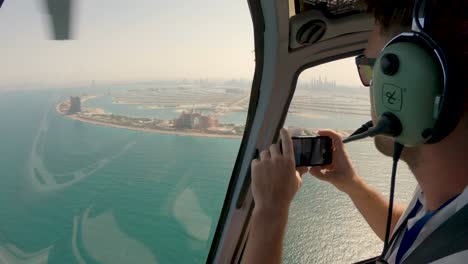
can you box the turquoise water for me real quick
[0,89,416,263]
[0,90,238,263]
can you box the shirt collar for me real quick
[456,186,468,211]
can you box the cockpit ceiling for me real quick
[298,0,366,17]
[289,0,373,52]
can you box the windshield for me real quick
[0,1,253,263]
[282,59,417,263]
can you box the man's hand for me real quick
[308,130,405,241]
[251,128,307,214]
[244,128,307,264]
[309,130,361,194]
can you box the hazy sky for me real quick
[0,0,361,88]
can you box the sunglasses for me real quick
[355,54,376,87]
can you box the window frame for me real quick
[207,0,374,263]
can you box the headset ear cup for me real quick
[411,32,463,144]
[424,38,462,143]
[372,33,446,146]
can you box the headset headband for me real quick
[412,0,426,32]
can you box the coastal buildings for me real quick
[174,111,219,130]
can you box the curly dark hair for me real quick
[299,0,467,111]
[362,0,415,28]
[363,0,468,105]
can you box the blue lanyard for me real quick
[395,195,460,264]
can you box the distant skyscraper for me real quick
[68,96,81,114]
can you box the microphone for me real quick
[343,112,402,144]
[349,120,374,137]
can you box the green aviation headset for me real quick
[372,0,463,146]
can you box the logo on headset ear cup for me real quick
[373,41,443,146]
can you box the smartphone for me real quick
[291,136,333,167]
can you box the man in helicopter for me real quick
[244,0,468,263]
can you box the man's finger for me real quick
[320,162,335,171]
[280,128,294,157]
[297,166,308,176]
[251,159,260,168]
[260,150,271,161]
[309,167,328,181]
[295,171,303,188]
[318,130,343,148]
[269,143,281,159]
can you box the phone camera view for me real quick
[292,136,332,167]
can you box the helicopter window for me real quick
[282,58,417,263]
[0,1,253,263]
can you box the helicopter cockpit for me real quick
[0,0,421,263]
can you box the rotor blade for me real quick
[45,0,73,40]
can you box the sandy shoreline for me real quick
[56,99,359,139]
[56,102,242,139]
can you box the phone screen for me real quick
[292,136,332,167]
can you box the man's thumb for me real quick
[309,167,328,181]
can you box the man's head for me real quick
[361,0,414,160]
[361,0,468,165]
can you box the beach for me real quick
[56,101,242,139]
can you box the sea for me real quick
[0,88,417,264]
